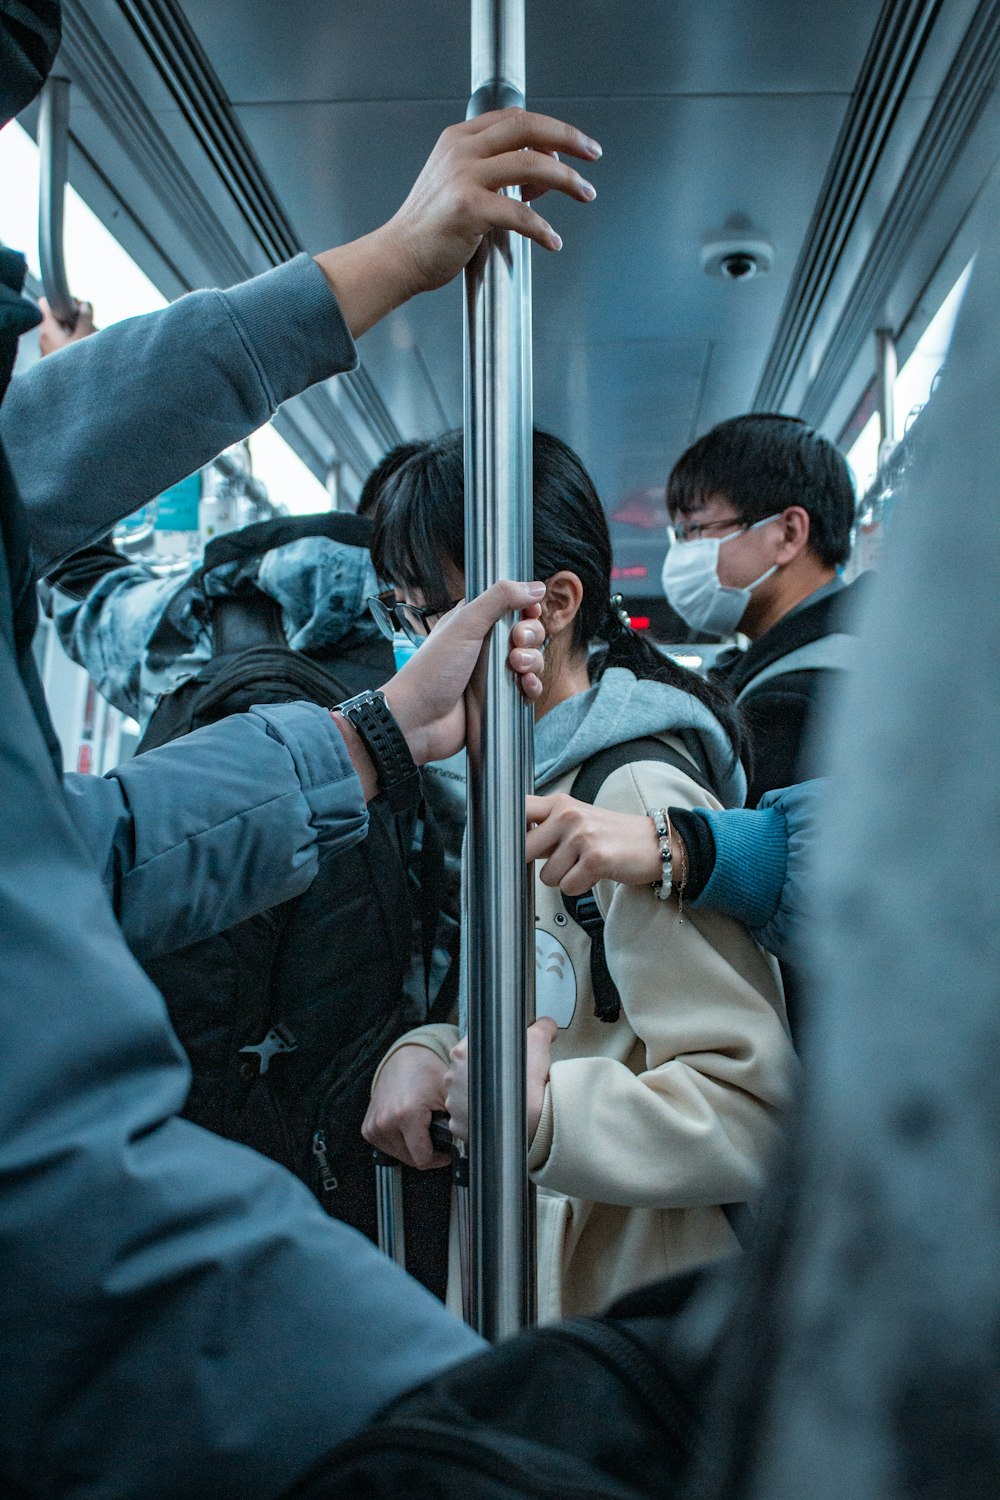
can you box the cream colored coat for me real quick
[374,742,798,1322]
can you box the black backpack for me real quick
[136,522,456,1292]
[136,513,388,751]
[283,1268,730,1500]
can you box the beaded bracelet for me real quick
[665,808,688,921]
[648,807,672,901]
[648,807,690,918]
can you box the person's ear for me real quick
[541,570,584,637]
[775,507,811,564]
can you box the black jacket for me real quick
[711,576,870,807]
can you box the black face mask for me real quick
[0,1,62,129]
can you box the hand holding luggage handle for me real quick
[373,1112,471,1322]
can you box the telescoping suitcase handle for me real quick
[373,1112,471,1323]
[428,1111,454,1155]
[372,1111,454,1267]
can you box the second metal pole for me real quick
[875,326,897,455]
[463,0,536,1340]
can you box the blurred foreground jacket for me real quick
[683,197,1000,1500]
[0,21,482,1490]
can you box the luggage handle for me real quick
[428,1109,454,1155]
[373,1112,453,1268]
[373,1112,471,1322]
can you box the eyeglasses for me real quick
[367,588,463,647]
[667,515,746,545]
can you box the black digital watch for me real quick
[334,689,421,812]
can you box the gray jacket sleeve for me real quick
[62,700,369,962]
[0,254,357,574]
[0,631,484,1500]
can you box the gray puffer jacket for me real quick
[0,243,482,1500]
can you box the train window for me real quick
[892,262,975,436]
[0,120,165,320]
[0,119,327,515]
[0,122,42,279]
[245,421,328,515]
[846,259,974,495]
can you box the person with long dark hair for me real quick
[363,428,797,1321]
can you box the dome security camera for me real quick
[701,237,774,281]
[720,252,759,281]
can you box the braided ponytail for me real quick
[595,595,746,768]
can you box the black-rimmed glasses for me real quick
[367,588,463,647]
[666,515,746,545]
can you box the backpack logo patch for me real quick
[535,930,577,1029]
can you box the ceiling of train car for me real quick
[177,0,885,518]
[43,0,998,537]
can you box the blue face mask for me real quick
[660,514,781,636]
[392,631,420,671]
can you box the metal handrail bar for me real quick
[37,77,77,328]
[875,326,898,454]
[462,0,537,1341]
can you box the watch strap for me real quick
[335,689,421,812]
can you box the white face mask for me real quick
[660,514,781,636]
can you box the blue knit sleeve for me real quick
[688,779,828,964]
[688,805,789,932]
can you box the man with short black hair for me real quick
[662,413,864,806]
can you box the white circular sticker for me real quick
[535,930,578,1029]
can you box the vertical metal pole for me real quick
[875,326,897,453]
[325,461,343,512]
[37,77,77,328]
[463,0,536,1340]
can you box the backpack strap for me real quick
[736,631,855,701]
[562,736,717,1023]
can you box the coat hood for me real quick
[1,2,61,128]
[51,531,383,725]
[535,665,746,808]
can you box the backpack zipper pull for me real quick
[312,1130,338,1192]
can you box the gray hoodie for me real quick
[535,664,746,808]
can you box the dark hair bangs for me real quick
[370,441,465,608]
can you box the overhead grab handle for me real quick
[38,75,77,330]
